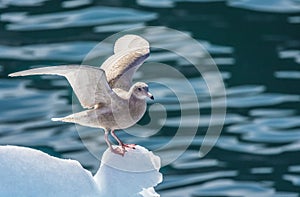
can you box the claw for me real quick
[122,143,136,149]
[110,146,126,156]
[106,129,136,156]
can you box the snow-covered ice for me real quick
[0,145,162,197]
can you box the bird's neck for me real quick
[113,87,138,101]
[127,86,137,100]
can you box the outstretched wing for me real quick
[9,65,113,109]
[101,34,150,90]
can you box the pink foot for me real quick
[110,146,126,156]
[122,143,136,149]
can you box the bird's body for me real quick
[53,86,147,130]
[9,35,153,156]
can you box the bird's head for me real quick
[132,82,154,100]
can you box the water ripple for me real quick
[137,0,300,13]
[0,0,48,8]
[162,113,247,127]
[61,0,92,8]
[217,136,300,155]
[172,158,222,170]
[283,174,300,187]
[249,109,295,117]
[226,85,266,98]
[288,165,300,173]
[226,93,300,108]
[1,6,157,31]
[137,0,225,8]
[275,71,300,79]
[0,79,74,148]
[228,115,300,144]
[94,23,145,33]
[160,179,284,197]
[250,167,273,174]
[0,42,99,61]
[228,0,300,13]
[194,179,275,196]
[254,116,300,129]
[158,171,237,190]
[245,129,300,143]
[279,50,300,64]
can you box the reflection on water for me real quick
[228,0,300,13]
[0,0,300,196]
[1,6,156,31]
[137,0,300,13]
[0,0,48,8]
[275,71,300,79]
[0,42,100,61]
[279,50,300,64]
[62,0,92,9]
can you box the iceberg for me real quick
[0,145,162,197]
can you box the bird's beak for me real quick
[147,92,154,100]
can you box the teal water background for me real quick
[0,0,300,196]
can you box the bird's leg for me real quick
[104,129,125,156]
[111,130,136,150]
[104,129,112,149]
[111,129,123,147]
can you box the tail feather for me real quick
[51,115,74,123]
[50,110,100,128]
[51,117,63,122]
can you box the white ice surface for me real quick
[0,145,162,197]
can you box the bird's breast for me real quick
[110,97,146,130]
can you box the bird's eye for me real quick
[138,88,142,91]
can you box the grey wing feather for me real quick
[9,65,113,108]
[101,35,150,90]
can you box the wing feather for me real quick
[9,65,113,108]
[101,35,150,90]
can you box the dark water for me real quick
[1,0,300,196]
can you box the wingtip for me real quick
[8,73,16,77]
[8,71,24,77]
